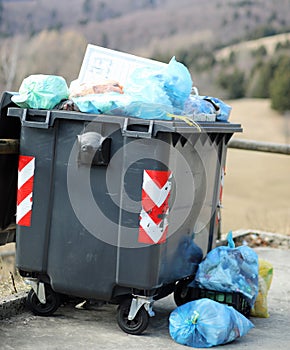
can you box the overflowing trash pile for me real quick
[194,232,259,307]
[9,45,274,347]
[169,232,274,348]
[11,45,232,124]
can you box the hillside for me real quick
[0,0,290,97]
[1,0,290,54]
[216,33,290,60]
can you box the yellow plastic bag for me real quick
[251,259,273,318]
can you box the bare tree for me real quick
[0,37,20,91]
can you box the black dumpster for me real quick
[7,105,242,333]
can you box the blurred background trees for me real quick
[0,0,289,112]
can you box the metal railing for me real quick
[228,138,290,155]
[0,138,290,156]
[0,137,289,247]
[0,139,290,155]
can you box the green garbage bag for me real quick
[12,74,69,109]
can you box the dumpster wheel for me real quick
[117,298,149,335]
[174,280,192,306]
[27,285,61,316]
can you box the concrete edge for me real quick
[232,229,290,241]
[218,229,290,248]
[0,291,28,319]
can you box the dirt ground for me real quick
[0,243,29,298]
[221,98,290,236]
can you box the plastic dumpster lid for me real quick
[7,107,242,137]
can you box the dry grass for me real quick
[215,33,290,61]
[221,98,290,236]
[0,244,29,298]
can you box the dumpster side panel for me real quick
[16,127,57,272]
[0,92,20,233]
[46,120,119,300]
[189,134,224,253]
[206,135,229,251]
[157,133,210,284]
[116,134,171,289]
[156,132,229,285]
[0,154,18,231]
[115,131,215,289]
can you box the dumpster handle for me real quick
[21,109,51,129]
[122,118,153,139]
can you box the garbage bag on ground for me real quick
[169,298,254,348]
[12,74,69,109]
[194,232,259,307]
[250,258,273,318]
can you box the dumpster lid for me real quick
[7,107,242,136]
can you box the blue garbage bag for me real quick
[171,236,204,279]
[204,96,232,122]
[169,298,254,348]
[163,56,193,110]
[182,92,231,122]
[183,95,218,119]
[72,92,134,114]
[194,232,259,306]
[73,57,193,120]
[120,56,192,119]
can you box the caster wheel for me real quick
[174,281,192,306]
[27,285,61,316]
[117,298,149,335]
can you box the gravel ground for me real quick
[1,247,289,350]
[221,229,290,249]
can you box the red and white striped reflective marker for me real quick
[219,167,225,204]
[216,167,225,226]
[139,170,172,244]
[17,156,35,226]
